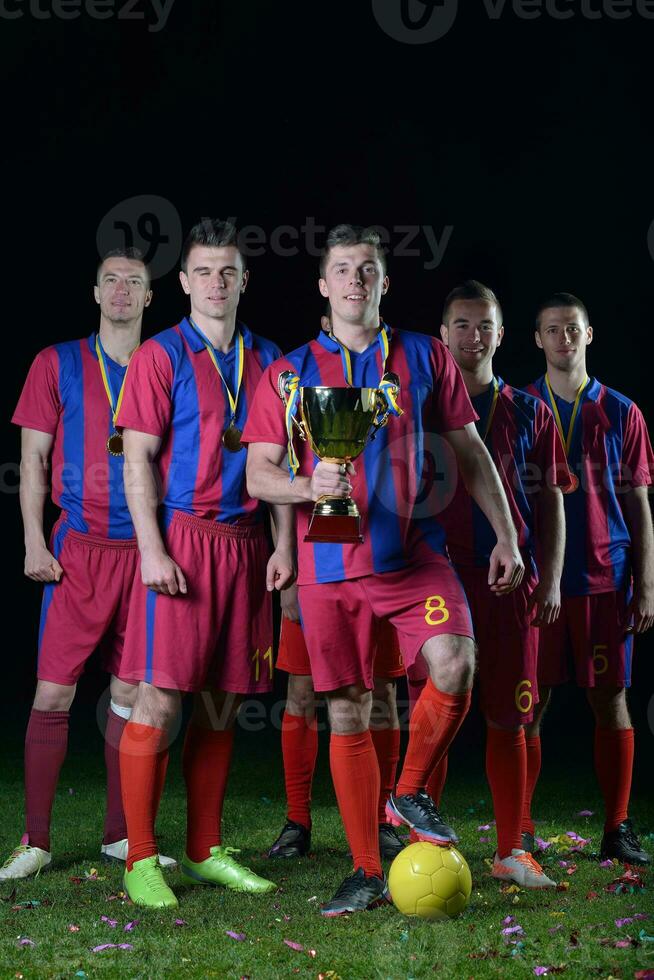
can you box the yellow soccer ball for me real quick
[388,842,472,920]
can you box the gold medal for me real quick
[222,424,243,453]
[106,431,124,456]
[563,472,580,494]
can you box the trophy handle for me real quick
[277,370,307,440]
[370,372,402,437]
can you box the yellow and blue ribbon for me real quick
[283,373,301,479]
[330,322,402,417]
[189,318,244,427]
[544,373,589,456]
[95,334,134,426]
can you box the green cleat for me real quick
[124,855,179,908]
[181,845,277,894]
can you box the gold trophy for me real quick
[278,372,402,543]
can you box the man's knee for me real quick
[586,686,631,729]
[133,683,181,729]
[110,676,138,710]
[524,684,551,737]
[33,680,76,712]
[327,684,372,735]
[286,673,316,717]
[422,635,476,694]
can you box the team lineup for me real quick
[2,219,653,918]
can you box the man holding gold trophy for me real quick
[244,225,525,915]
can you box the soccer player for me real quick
[436,280,570,887]
[116,219,295,908]
[268,580,406,860]
[524,293,654,865]
[1,248,176,880]
[244,224,524,915]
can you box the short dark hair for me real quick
[442,280,503,325]
[319,224,387,277]
[181,218,246,273]
[535,292,589,331]
[97,247,150,286]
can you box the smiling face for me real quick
[440,298,503,373]
[179,245,248,321]
[94,257,152,325]
[318,243,389,327]
[535,305,592,373]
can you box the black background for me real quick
[1,1,651,767]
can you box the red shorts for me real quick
[277,617,405,678]
[37,516,139,687]
[459,565,539,727]
[121,511,273,694]
[537,590,633,689]
[297,558,473,692]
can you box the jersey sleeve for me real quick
[429,339,478,432]
[11,347,61,434]
[622,403,654,488]
[115,341,173,437]
[241,362,288,447]
[532,402,574,491]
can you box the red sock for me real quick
[426,754,448,807]
[396,681,471,797]
[183,725,234,862]
[103,707,128,845]
[594,726,634,832]
[370,727,400,824]
[120,722,168,870]
[486,727,527,858]
[281,712,318,829]
[330,732,381,878]
[24,709,69,851]
[522,735,541,835]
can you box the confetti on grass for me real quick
[284,940,305,951]
[92,943,133,953]
[226,931,246,941]
[17,938,36,947]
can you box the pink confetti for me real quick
[566,864,578,876]
[124,920,139,932]
[284,940,305,951]
[479,836,489,843]
[174,918,187,927]
[577,809,593,817]
[534,969,550,976]
[92,943,134,952]
[614,939,632,948]
[599,859,614,868]
[18,938,36,947]
[536,837,551,850]
[68,924,80,932]
[502,916,515,925]
[558,861,568,867]
[502,925,524,937]
[616,917,634,927]
[478,824,491,831]
[100,915,118,928]
[226,931,246,941]
[635,913,649,921]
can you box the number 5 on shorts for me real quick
[424,595,450,627]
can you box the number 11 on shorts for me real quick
[252,646,273,682]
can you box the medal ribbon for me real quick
[330,323,402,417]
[95,334,135,427]
[283,373,301,480]
[478,377,499,443]
[189,318,244,427]
[544,373,589,455]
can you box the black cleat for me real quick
[386,791,459,845]
[268,820,311,859]
[379,822,406,859]
[521,831,535,854]
[320,867,391,917]
[600,819,650,866]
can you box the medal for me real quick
[222,424,244,452]
[477,377,500,443]
[95,335,136,457]
[106,431,124,456]
[544,374,589,494]
[189,319,245,454]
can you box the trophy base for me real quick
[304,496,363,544]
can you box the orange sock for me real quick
[486,727,526,858]
[330,732,381,878]
[282,712,318,829]
[594,727,634,832]
[396,680,471,797]
[370,727,400,824]
[426,754,448,807]
[183,725,234,862]
[119,722,168,870]
[522,735,541,834]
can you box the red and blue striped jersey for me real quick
[527,376,654,595]
[439,379,571,570]
[242,327,477,585]
[117,318,281,525]
[12,334,134,539]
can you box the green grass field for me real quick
[1,712,653,980]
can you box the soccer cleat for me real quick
[321,867,391,917]
[123,855,179,908]
[521,831,535,854]
[181,845,277,893]
[101,838,177,869]
[600,819,650,866]
[379,822,406,859]
[0,844,51,880]
[386,791,459,845]
[492,849,556,888]
[268,821,311,859]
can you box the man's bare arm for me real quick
[442,424,524,593]
[20,427,62,582]
[122,428,187,596]
[529,484,565,626]
[623,485,654,634]
[246,441,352,505]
